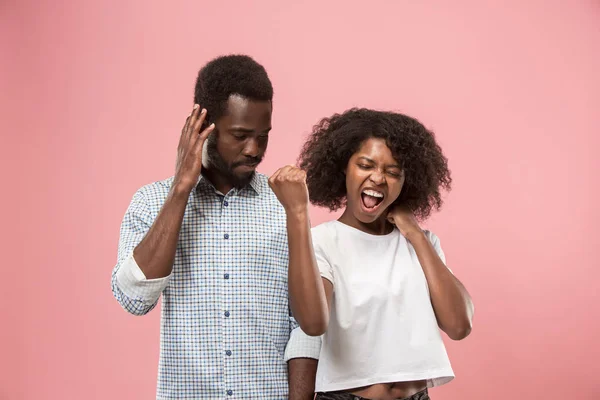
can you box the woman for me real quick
[270,108,474,400]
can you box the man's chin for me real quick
[230,170,255,189]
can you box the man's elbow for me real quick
[301,324,327,337]
[124,304,155,317]
[298,317,328,337]
[111,283,156,317]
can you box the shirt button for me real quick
[224,273,229,279]
[227,390,233,396]
[225,350,232,356]
[223,200,229,207]
[224,311,230,317]
[224,234,229,239]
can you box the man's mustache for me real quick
[233,157,262,167]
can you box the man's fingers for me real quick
[182,114,192,137]
[270,166,306,186]
[269,168,282,181]
[191,123,215,153]
[292,168,306,182]
[179,105,197,144]
[185,105,202,141]
[278,165,295,179]
[190,107,207,137]
[198,122,214,142]
[268,167,284,187]
[282,166,306,182]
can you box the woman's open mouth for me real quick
[360,189,385,213]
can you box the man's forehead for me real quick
[223,94,272,126]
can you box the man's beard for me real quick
[204,133,261,189]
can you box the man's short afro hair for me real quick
[193,54,273,123]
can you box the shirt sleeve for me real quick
[425,230,452,272]
[111,188,172,316]
[284,327,322,361]
[289,308,299,332]
[312,228,334,283]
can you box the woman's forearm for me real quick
[406,230,474,340]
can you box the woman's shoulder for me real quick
[422,229,441,246]
[310,220,338,241]
[311,219,338,231]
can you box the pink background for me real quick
[2,1,599,399]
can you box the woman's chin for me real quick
[353,207,388,225]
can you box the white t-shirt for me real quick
[313,220,454,392]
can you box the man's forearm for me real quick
[287,212,329,336]
[133,184,192,279]
[288,358,317,400]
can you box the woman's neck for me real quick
[338,208,394,235]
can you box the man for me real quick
[111,55,319,399]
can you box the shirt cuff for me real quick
[285,327,322,361]
[115,253,171,304]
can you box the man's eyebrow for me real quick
[229,126,272,134]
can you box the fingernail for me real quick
[194,104,199,109]
[209,123,215,128]
[201,108,206,114]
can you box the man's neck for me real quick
[201,167,234,195]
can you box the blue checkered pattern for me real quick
[112,173,300,399]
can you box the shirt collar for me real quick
[196,172,262,196]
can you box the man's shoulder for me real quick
[132,176,174,204]
[251,172,287,219]
[254,172,281,201]
[253,172,270,191]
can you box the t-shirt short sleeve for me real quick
[424,230,446,264]
[311,227,334,283]
[425,230,452,273]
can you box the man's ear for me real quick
[201,138,210,168]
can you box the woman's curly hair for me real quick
[298,108,452,220]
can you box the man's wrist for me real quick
[286,207,310,223]
[169,180,194,199]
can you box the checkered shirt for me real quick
[111,173,321,400]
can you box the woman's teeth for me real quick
[362,189,383,198]
[361,189,384,209]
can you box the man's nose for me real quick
[242,138,260,158]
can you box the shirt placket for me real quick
[220,190,236,399]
